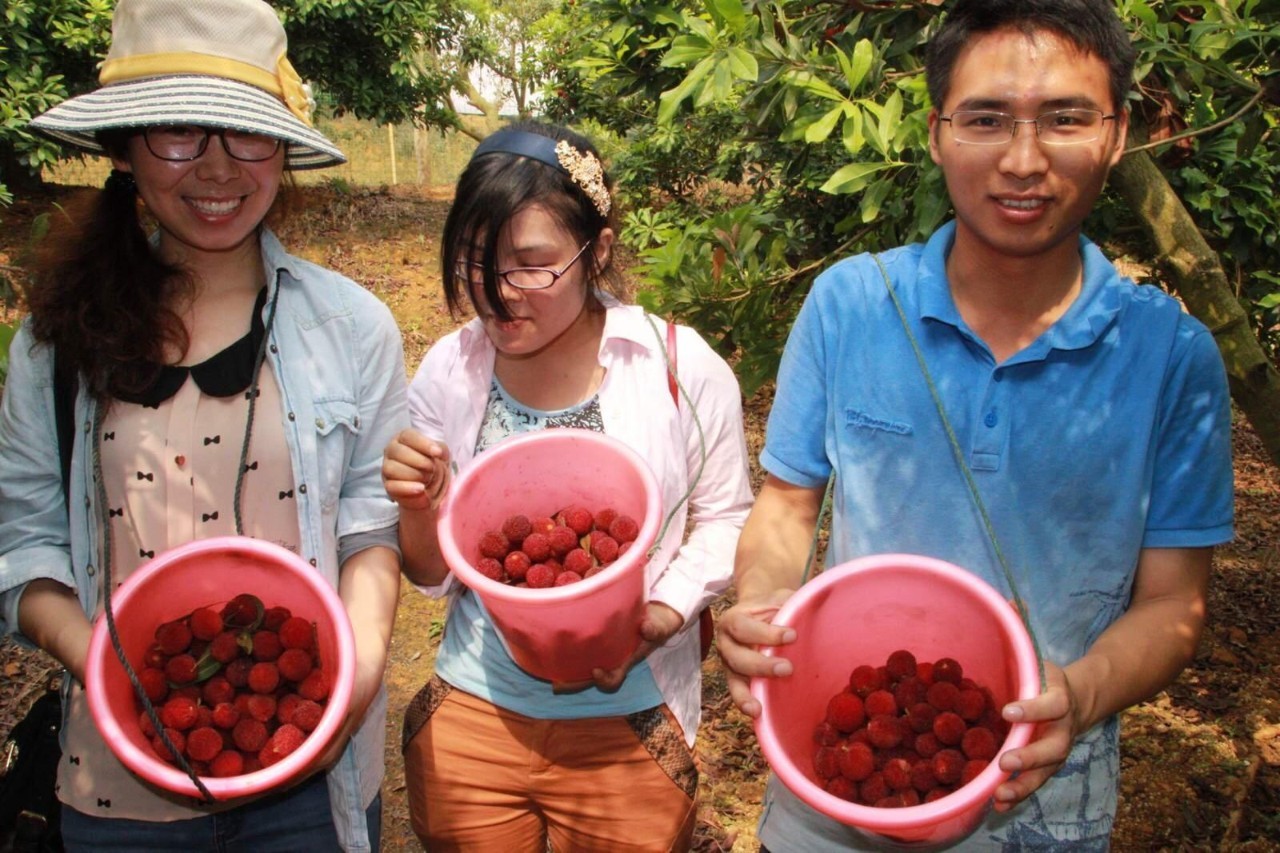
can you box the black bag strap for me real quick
[52,351,75,511]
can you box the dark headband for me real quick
[471,128,566,173]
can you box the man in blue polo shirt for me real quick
[717,0,1234,849]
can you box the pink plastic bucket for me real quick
[436,429,662,683]
[85,536,356,800]
[750,554,1041,847]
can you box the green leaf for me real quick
[845,38,874,93]
[805,105,845,144]
[820,160,900,195]
[706,0,746,31]
[657,56,714,124]
[726,46,758,82]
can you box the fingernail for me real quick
[1003,704,1024,721]
[1001,754,1023,772]
[780,628,797,644]
[773,660,793,677]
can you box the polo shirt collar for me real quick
[916,220,1125,358]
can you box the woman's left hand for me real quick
[551,602,684,694]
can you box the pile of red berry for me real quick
[473,506,639,588]
[135,593,330,778]
[812,650,1010,808]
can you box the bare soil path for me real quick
[2,185,1277,850]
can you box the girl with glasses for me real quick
[382,121,754,851]
[1,0,406,849]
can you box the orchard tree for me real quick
[549,0,1280,467]
[0,0,467,200]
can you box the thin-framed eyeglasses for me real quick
[939,109,1118,146]
[142,125,283,162]
[455,241,593,291]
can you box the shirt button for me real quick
[298,484,308,495]
[287,412,296,421]
[309,558,318,567]
[86,564,95,576]
[270,344,279,354]
[993,370,1003,383]
[315,418,325,430]
[984,411,998,428]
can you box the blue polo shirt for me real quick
[757,221,1233,850]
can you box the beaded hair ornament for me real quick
[471,128,612,217]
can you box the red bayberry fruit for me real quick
[186,726,223,762]
[933,657,964,684]
[894,676,928,710]
[221,593,263,627]
[160,696,199,731]
[961,759,988,785]
[814,746,840,780]
[530,516,556,536]
[924,788,953,803]
[248,662,280,694]
[263,605,292,631]
[155,620,192,655]
[608,515,640,544]
[882,758,913,791]
[201,675,235,707]
[562,548,594,575]
[278,617,314,651]
[476,556,505,582]
[478,530,510,560]
[211,702,240,730]
[592,508,618,533]
[251,629,282,661]
[210,749,245,778]
[164,654,198,685]
[813,721,841,747]
[246,694,277,723]
[277,648,313,683]
[859,772,889,804]
[554,571,582,586]
[933,711,966,746]
[932,748,966,785]
[838,741,875,782]
[225,657,253,688]
[298,669,329,702]
[521,533,552,562]
[292,699,324,733]
[906,702,939,734]
[152,728,186,763]
[188,607,223,641]
[276,693,302,726]
[501,514,533,544]
[210,630,243,663]
[502,551,531,581]
[826,691,866,733]
[588,532,619,564]
[232,718,268,752]
[547,526,578,557]
[849,664,886,697]
[139,711,157,738]
[560,506,594,536]
[910,759,939,793]
[143,643,167,669]
[526,563,556,589]
[955,688,987,722]
[926,680,960,712]
[139,667,169,702]
[961,726,999,761]
[867,715,904,749]
[864,689,898,717]
[916,660,935,686]
[270,723,306,759]
[826,776,857,801]
[885,649,917,682]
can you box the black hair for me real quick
[925,0,1137,114]
[440,121,622,322]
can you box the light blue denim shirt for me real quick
[0,228,408,852]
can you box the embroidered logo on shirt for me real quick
[846,409,913,436]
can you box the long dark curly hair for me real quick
[23,132,193,401]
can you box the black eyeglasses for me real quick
[142,125,283,162]
[939,109,1118,146]
[455,241,593,291]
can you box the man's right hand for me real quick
[716,589,798,718]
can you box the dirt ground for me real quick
[1,184,1278,851]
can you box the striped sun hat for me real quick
[29,0,345,170]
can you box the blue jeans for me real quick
[60,772,382,852]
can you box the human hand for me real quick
[993,660,1078,811]
[382,429,451,512]
[715,589,797,719]
[551,602,684,694]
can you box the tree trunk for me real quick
[1109,147,1280,470]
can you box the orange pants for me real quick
[402,678,697,852]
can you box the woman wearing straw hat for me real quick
[0,0,405,850]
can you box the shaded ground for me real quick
[2,185,1278,850]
